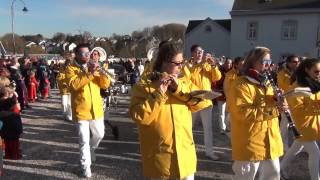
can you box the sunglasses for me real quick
[169,61,184,66]
[290,60,300,64]
[79,52,90,57]
[261,59,272,65]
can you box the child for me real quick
[0,78,23,160]
[42,72,50,99]
[28,71,38,103]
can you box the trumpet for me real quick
[88,59,115,81]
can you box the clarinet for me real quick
[263,71,302,139]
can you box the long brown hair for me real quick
[153,42,183,72]
[242,46,271,75]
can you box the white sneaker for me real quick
[91,148,96,163]
[206,152,219,161]
[81,166,92,178]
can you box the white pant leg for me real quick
[67,94,72,120]
[280,113,289,151]
[302,141,320,180]
[89,118,105,149]
[62,94,72,120]
[232,161,260,180]
[259,158,280,180]
[77,120,91,168]
[217,101,226,131]
[62,95,68,115]
[182,174,194,180]
[199,106,214,155]
[280,140,304,175]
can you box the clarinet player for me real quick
[230,47,287,180]
[280,58,320,180]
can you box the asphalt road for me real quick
[2,89,308,180]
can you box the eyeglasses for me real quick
[169,61,184,66]
[290,60,300,64]
[261,59,272,65]
[313,70,320,74]
[79,52,90,57]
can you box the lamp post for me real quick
[11,0,28,55]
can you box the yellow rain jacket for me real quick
[287,86,320,142]
[57,67,69,95]
[65,62,111,121]
[183,61,221,108]
[277,66,293,93]
[129,76,207,179]
[223,68,239,113]
[230,76,283,161]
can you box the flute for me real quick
[263,71,302,139]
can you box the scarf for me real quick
[305,77,320,94]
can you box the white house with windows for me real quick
[185,0,320,62]
[184,18,231,58]
[230,0,320,62]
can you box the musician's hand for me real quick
[88,60,99,74]
[277,98,289,113]
[155,76,172,94]
[168,74,178,92]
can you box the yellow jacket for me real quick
[223,68,238,113]
[57,67,70,95]
[183,62,221,108]
[129,76,207,178]
[230,76,283,161]
[287,86,320,142]
[65,62,111,121]
[277,66,293,93]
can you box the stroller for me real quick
[101,86,120,140]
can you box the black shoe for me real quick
[280,172,290,180]
[112,126,119,140]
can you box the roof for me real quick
[185,18,231,34]
[232,0,320,11]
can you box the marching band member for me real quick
[57,57,72,121]
[223,56,244,129]
[277,55,300,151]
[280,58,320,180]
[183,44,221,160]
[129,42,207,180]
[65,43,111,178]
[230,47,285,180]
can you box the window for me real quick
[281,20,297,40]
[205,25,212,32]
[247,22,258,40]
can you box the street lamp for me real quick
[11,0,28,55]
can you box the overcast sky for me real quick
[0,0,234,38]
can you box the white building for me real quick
[230,0,320,62]
[184,18,231,58]
[185,0,320,62]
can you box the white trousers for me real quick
[192,106,213,155]
[217,101,228,131]
[77,119,105,168]
[150,174,194,180]
[281,140,320,180]
[232,159,280,180]
[62,94,72,121]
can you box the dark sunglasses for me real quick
[169,61,184,66]
[290,60,300,64]
[313,70,320,74]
